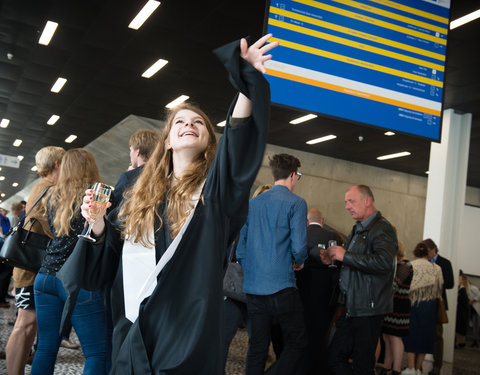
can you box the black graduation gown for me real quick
[57,38,270,374]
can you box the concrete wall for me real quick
[253,144,480,255]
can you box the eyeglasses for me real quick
[295,171,302,180]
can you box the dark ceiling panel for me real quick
[0,0,478,203]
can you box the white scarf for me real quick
[122,181,205,322]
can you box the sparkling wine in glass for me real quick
[78,182,112,243]
[328,240,338,268]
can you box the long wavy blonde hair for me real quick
[48,149,101,236]
[119,103,217,247]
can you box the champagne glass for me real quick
[78,182,112,243]
[328,240,338,268]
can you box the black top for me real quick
[57,38,270,375]
[39,199,85,274]
[109,165,144,212]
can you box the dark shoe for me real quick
[429,369,440,375]
[379,368,391,375]
[0,301,10,308]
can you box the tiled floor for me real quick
[1,297,479,374]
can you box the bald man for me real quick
[296,208,342,375]
[323,185,397,375]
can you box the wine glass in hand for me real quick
[78,182,112,242]
[327,240,338,268]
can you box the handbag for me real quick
[0,186,51,272]
[223,243,247,303]
[437,297,449,324]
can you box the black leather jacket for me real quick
[340,211,398,317]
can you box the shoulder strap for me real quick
[20,185,52,227]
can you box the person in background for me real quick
[402,241,443,375]
[380,241,413,375]
[5,146,65,375]
[424,238,454,375]
[0,208,12,308]
[322,184,398,375]
[18,201,27,222]
[237,153,308,375]
[31,149,107,375]
[109,129,160,211]
[221,184,272,374]
[455,272,469,349]
[295,207,341,375]
[7,202,23,229]
[465,274,480,347]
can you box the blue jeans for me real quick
[32,272,107,375]
[246,287,307,375]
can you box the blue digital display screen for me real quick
[264,0,451,141]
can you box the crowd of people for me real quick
[0,32,478,375]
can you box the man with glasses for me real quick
[237,153,308,375]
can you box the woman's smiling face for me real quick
[167,109,210,155]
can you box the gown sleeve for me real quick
[204,38,270,230]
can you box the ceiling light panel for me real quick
[51,77,67,93]
[384,131,395,136]
[217,120,226,127]
[13,139,22,147]
[142,59,168,78]
[65,135,77,143]
[12,182,19,187]
[289,114,317,125]
[38,21,58,45]
[165,95,189,108]
[377,151,411,160]
[306,134,337,145]
[47,115,60,125]
[450,9,480,29]
[0,119,10,128]
[129,0,161,30]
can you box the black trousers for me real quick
[0,262,13,302]
[328,309,384,375]
[246,287,307,375]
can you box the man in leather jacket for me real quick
[322,184,398,375]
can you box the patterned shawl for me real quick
[409,257,443,305]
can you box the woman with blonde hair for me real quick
[59,35,277,373]
[5,146,65,375]
[31,149,107,375]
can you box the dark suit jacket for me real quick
[109,165,144,211]
[305,223,341,267]
[435,254,454,310]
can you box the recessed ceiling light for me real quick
[141,59,168,78]
[217,120,226,127]
[289,114,317,125]
[450,9,480,29]
[384,131,395,136]
[51,77,67,93]
[47,115,60,125]
[0,193,5,197]
[31,166,38,172]
[165,95,189,108]
[377,151,411,160]
[0,176,5,181]
[12,182,19,187]
[13,139,22,147]
[425,171,430,175]
[65,135,77,143]
[306,134,337,145]
[17,155,24,161]
[129,0,161,30]
[38,21,58,45]
[0,118,10,128]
